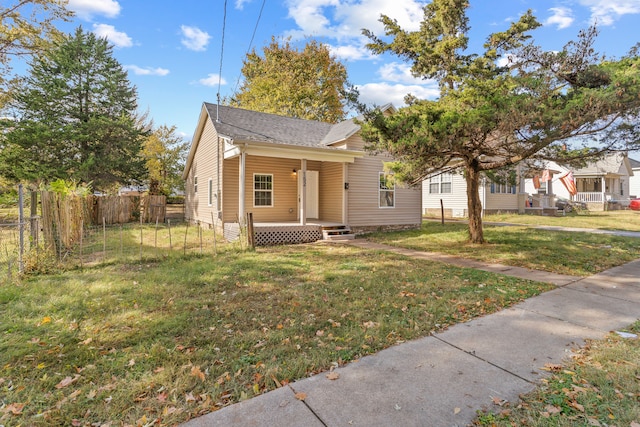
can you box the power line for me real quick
[232,0,267,95]
[217,0,228,121]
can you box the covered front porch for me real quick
[574,175,626,209]
[220,139,363,243]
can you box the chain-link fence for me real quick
[0,188,232,283]
[0,185,40,282]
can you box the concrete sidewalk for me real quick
[183,243,640,427]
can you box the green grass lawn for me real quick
[474,321,640,427]
[479,210,640,232]
[0,244,552,426]
[367,221,640,276]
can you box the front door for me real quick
[298,170,319,219]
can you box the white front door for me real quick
[299,170,319,219]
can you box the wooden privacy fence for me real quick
[88,194,166,224]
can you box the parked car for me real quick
[556,197,588,212]
[630,199,640,211]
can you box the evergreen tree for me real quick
[361,1,640,243]
[0,27,147,190]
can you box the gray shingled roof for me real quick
[573,152,628,176]
[204,103,352,148]
[629,157,640,169]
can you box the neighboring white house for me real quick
[423,152,635,217]
[627,157,640,199]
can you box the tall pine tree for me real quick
[0,27,147,190]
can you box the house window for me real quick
[194,176,198,194]
[379,172,395,208]
[254,174,273,207]
[208,178,213,206]
[490,182,517,194]
[429,173,452,194]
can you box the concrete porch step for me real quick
[322,225,355,241]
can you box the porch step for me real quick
[322,225,355,241]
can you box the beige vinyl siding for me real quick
[345,134,422,227]
[185,114,221,225]
[319,162,344,222]
[222,157,239,223]
[484,191,519,210]
[248,156,299,222]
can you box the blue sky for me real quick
[48,0,640,140]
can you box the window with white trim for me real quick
[208,178,213,206]
[429,173,452,194]
[490,182,516,194]
[254,174,273,207]
[379,172,395,208]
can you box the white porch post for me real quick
[342,163,348,223]
[239,151,246,223]
[601,176,605,203]
[299,159,307,225]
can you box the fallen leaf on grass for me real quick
[128,359,135,367]
[2,402,25,415]
[87,390,96,399]
[55,374,80,389]
[541,363,563,372]
[40,316,52,325]
[325,372,340,380]
[191,366,206,381]
[544,404,562,415]
[185,392,197,402]
[295,392,307,401]
[363,321,378,329]
[491,396,508,406]
[80,337,92,345]
[154,366,165,374]
[569,401,584,412]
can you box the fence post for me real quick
[246,212,255,249]
[18,184,24,273]
[210,213,218,256]
[103,217,106,264]
[183,221,189,256]
[30,191,38,247]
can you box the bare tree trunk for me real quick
[465,163,485,244]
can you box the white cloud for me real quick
[378,62,428,85]
[92,24,132,48]
[125,65,170,76]
[356,82,439,107]
[198,74,227,87]
[578,0,640,25]
[328,44,374,61]
[180,25,212,51]
[285,0,424,41]
[235,0,252,9]
[67,0,121,20]
[544,7,575,29]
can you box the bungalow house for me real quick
[570,152,633,209]
[423,152,634,218]
[182,103,422,245]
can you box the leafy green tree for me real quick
[0,27,147,190]
[361,1,640,243]
[231,36,358,123]
[142,125,189,196]
[0,0,72,107]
